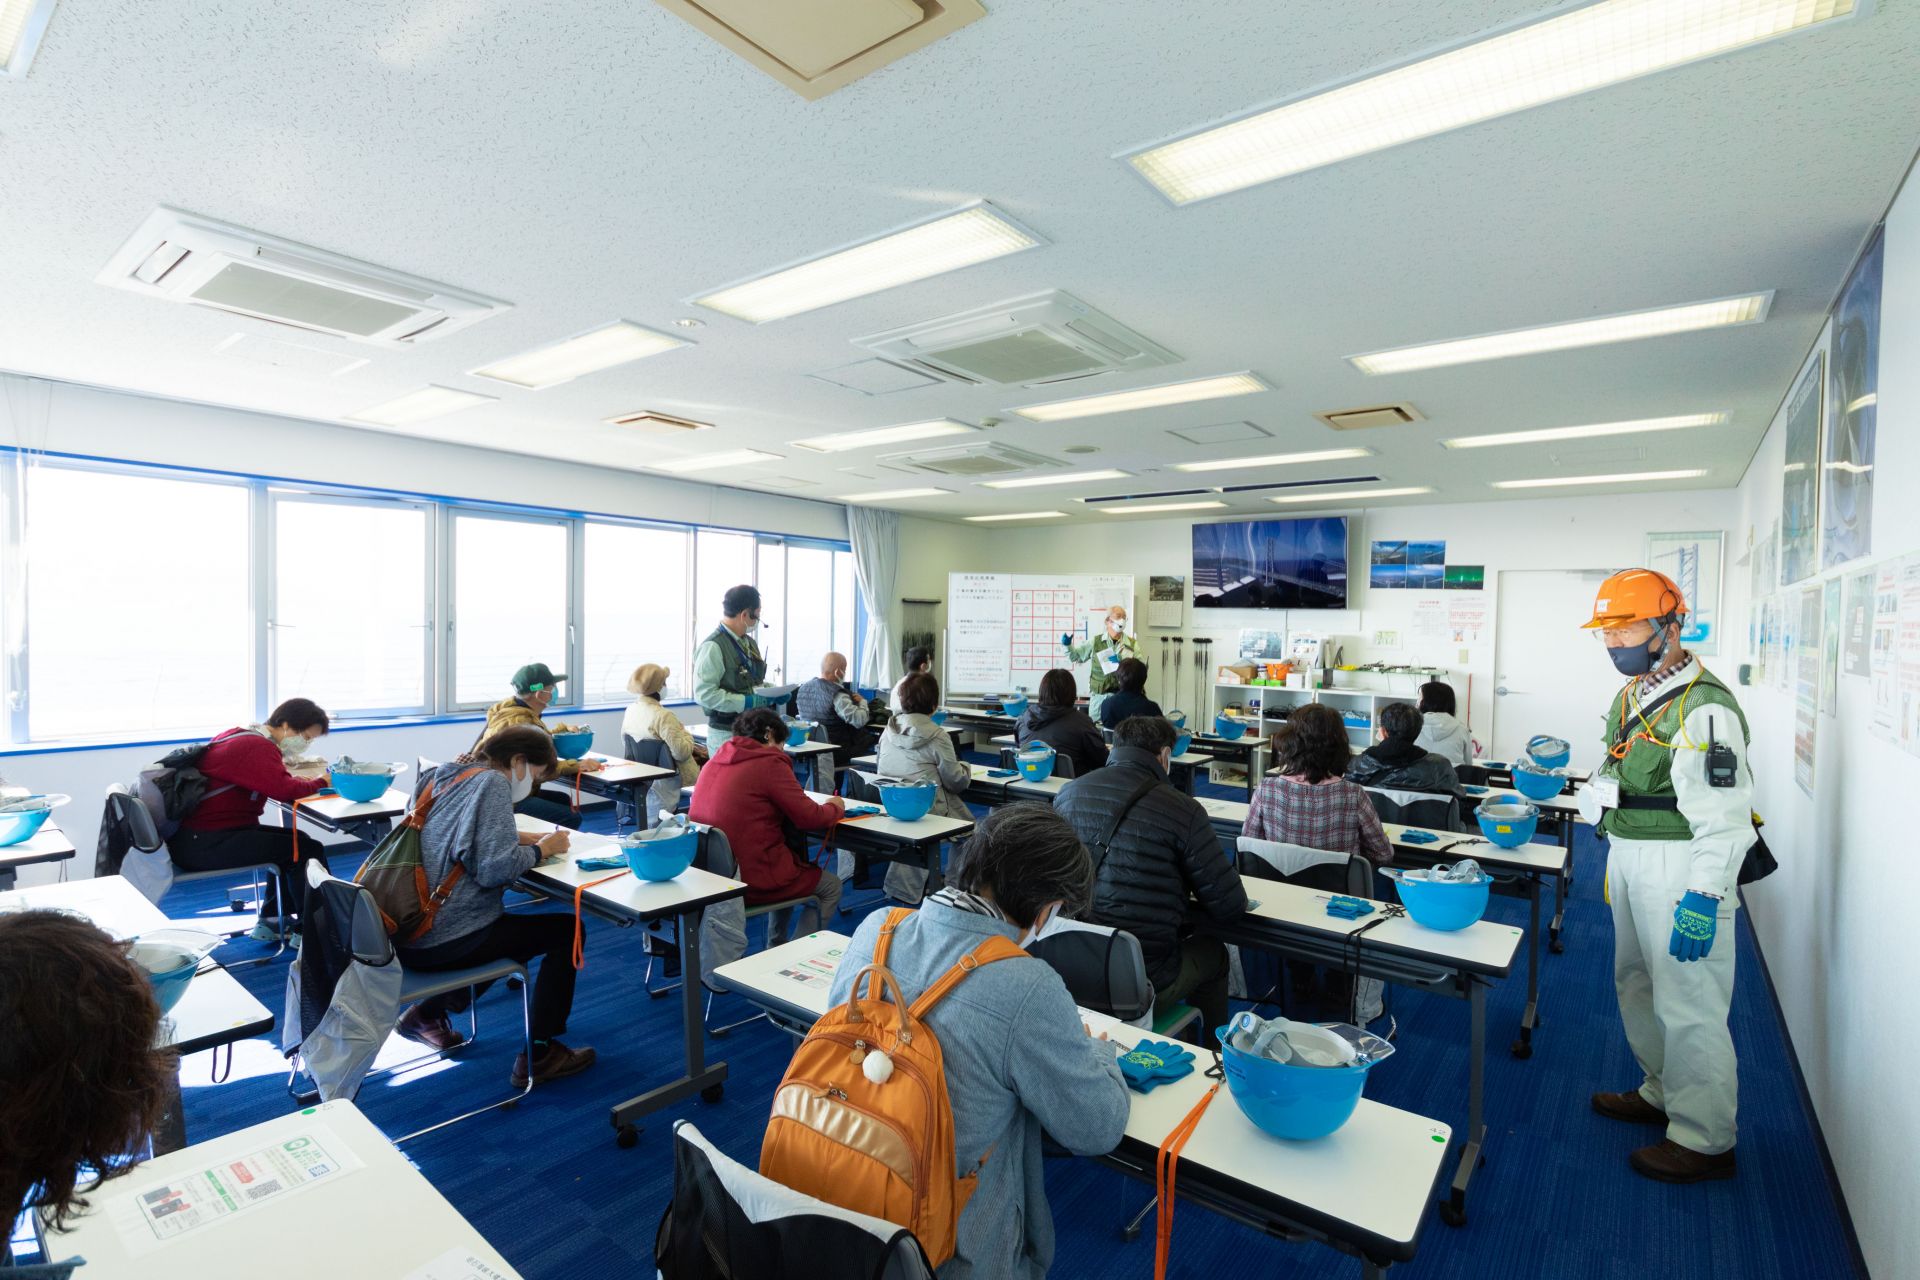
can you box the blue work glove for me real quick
[742,693,767,710]
[1669,891,1719,963]
[1060,633,1074,648]
[1116,1039,1196,1093]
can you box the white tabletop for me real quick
[826,790,974,844]
[716,933,1450,1254]
[1237,875,1522,976]
[686,726,838,758]
[282,789,410,825]
[0,818,78,866]
[962,761,1068,799]
[0,876,273,1055]
[1198,796,1250,826]
[1384,823,1569,875]
[516,823,746,922]
[578,751,677,785]
[42,1099,521,1278]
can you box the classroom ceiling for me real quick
[3,1,1919,525]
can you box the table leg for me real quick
[1512,877,1540,1059]
[1550,860,1568,955]
[1440,978,1486,1227]
[610,905,728,1149]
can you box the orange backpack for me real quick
[759,907,1024,1267]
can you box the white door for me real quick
[1491,569,1621,771]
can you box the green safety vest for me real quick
[1596,665,1748,842]
[1084,632,1137,695]
[702,624,766,724]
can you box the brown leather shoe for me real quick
[1592,1089,1669,1125]
[512,1039,597,1088]
[1631,1139,1736,1183]
[396,1005,464,1053]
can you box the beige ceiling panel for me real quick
[656,0,985,99]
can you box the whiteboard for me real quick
[947,572,1136,695]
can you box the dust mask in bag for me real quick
[508,763,535,804]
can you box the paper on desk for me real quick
[773,943,844,991]
[405,1247,517,1280]
[755,683,800,700]
[106,1122,362,1254]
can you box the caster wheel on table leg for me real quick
[1511,1039,1533,1059]
[1550,938,1566,954]
[701,1083,724,1104]
[615,1125,639,1149]
[1439,1201,1466,1228]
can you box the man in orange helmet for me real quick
[1578,567,1755,1183]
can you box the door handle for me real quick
[1495,686,1511,696]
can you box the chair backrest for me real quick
[1364,787,1462,834]
[658,1121,934,1280]
[1026,915,1154,1023]
[695,825,737,877]
[306,860,395,964]
[1236,836,1371,897]
[844,769,884,804]
[104,783,163,853]
[1455,764,1491,787]
[625,734,677,771]
[1051,753,1077,780]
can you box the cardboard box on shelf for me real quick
[1219,662,1256,685]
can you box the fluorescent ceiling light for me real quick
[1269,486,1433,504]
[1493,469,1708,489]
[1123,0,1864,204]
[694,204,1042,323]
[651,449,783,474]
[1352,293,1771,374]
[472,321,686,389]
[965,511,1069,522]
[346,385,497,427]
[840,488,955,502]
[1014,373,1267,423]
[979,469,1129,490]
[1095,501,1228,515]
[791,420,975,453]
[1,0,59,78]
[1442,412,1726,449]
[1172,447,1372,473]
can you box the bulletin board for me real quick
[947,572,1136,695]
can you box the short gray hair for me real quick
[950,804,1092,927]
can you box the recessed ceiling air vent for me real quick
[655,0,985,101]
[97,208,508,347]
[604,410,714,434]
[856,291,1178,388]
[880,442,1061,478]
[1314,403,1424,431]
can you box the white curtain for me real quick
[1,376,51,724]
[846,505,898,690]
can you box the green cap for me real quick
[511,662,567,694]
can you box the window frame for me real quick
[444,506,578,714]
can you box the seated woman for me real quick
[874,672,971,903]
[826,804,1129,1280]
[1015,667,1108,778]
[688,706,845,946]
[1346,702,1461,794]
[1245,702,1393,1024]
[0,911,175,1277]
[621,662,702,825]
[1414,680,1476,766]
[1095,658,1163,729]
[890,645,933,710]
[394,726,594,1088]
[168,696,335,936]
[477,661,604,830]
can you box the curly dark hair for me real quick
[1272,702,1352,783]
[732,706,789,744]
[474,724,560,775]
[0,911,175,1232]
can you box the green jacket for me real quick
[1065,630,1139,696]
[694,624,766,724]
[1596,667,1748,843]
[478,697,588,776]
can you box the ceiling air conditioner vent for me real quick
[1314,403,1424,431]
[856,290,1177,388]
[655,0,985,102]
[97,208,509,348]
[605,410,714,434]
[880,442,1061,478]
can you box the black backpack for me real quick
[133,729,244,839]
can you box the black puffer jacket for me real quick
[1016,702,1109,779]
[1345,740,1460,794]
[1053,746,1248,990]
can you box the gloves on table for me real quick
[1669,891,1719,963]
[1116,1039,1196,1093]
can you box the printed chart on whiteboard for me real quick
[947,572,1134,694]
[1012,587,1078,680]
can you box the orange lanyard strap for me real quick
[1607,673,1701,760]
[1154,1078,1221,1280]
[571,869,629,970]
[288,794,323,861]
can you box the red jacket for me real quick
[180,729,330,831]
[688,736,839,904]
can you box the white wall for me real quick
[963,488,1739,741]
[1723,171,1920,1280]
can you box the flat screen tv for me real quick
[1191,516,1348,610]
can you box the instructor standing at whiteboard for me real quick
[1062,604,1138,722]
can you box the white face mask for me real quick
[281,734,311,756]
[1016,901,1062,949]
[507,762,535,804]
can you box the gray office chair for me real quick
[996,745,1077,778]
[1363,786,1463,834]
[1026,916,1196,1039]
[623,733,680,829]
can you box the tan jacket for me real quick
[478,697,588,776]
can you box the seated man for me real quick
[795,651,874,773]
[1053,715,1247,1044]
[1096,657,1163,729]
[1345,701,1461,794]
[476,661,604,828]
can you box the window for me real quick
[25,466,250,739]
[783,544,836,684]
[755,539,787,683]
[452,513,569,707]
[583,522,691,703]
[833,549,858,674]
[694,528,755,653]
[271,496,430,714]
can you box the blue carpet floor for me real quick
[167,766,1861,1279]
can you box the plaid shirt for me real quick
[1243,774,1394,864]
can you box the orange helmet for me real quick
[1581,568,1687,630]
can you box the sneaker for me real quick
[396,1005,465,1053]
[1630,1139,1736,1183]
[248,918,287,943]
[511,1039,596,1088]
[1592,1089,1669,1126]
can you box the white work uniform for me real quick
[1603,656,1755,1156]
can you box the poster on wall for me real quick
[1793,586,1820,796]
[1756,519,1779,602]
[1367,540,1480,590]
[1146,575,1185,629]
[1843,569,1874,678]
[1369,541,1407,590]
[1780,352,1823,585]
[1646,530,1723,656]
[1898,557,1920,756]
[1824,225,1883,570]
[1821,577,1842,716]
[1870,562,1900,742]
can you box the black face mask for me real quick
[1608,633,1662,676]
